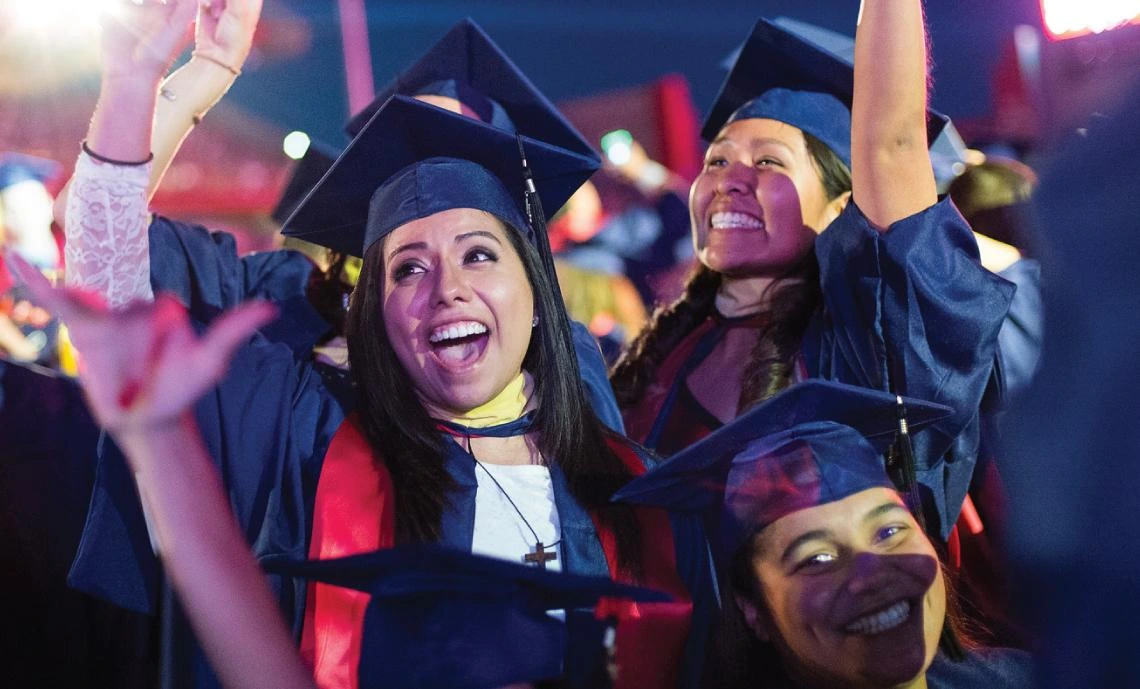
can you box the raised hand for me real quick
[194,0,264,73]
[100,0,199,81]
[6,252,275,432]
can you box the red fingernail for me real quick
[119,381,141,409]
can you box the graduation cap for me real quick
[270,142,339,227]
[344,18,596,166]
[261,545,670,689]
[701,18,949,166]
[281,94,599,260]
[0,153,60,191]
[612,379,953,569]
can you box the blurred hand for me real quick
[100,0,199,81]
[195,0,264,71]
[606,139,650,184]
[7,252,275,432]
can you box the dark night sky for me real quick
[230,0,1044,147]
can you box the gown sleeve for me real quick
[813,197,1016,539]
[147,216,332,357]
[67,330,348,620]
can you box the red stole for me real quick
[301,416,693,689]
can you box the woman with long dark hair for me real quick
[50,6,712,689]
[612,2,1014,543]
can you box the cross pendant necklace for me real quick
[523,541,558,569]
[471,446,560,570]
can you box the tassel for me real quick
[889,395,928,533]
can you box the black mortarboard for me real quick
[702,19,950,166]
[262,545,669,689]
[270,142,339,227]
[343,18,595,166]
[281,95,599,259]
[613,380,952,569]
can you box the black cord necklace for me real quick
[465,433,561,569]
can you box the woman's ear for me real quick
[734,593,772,642]
[817,191,852,230]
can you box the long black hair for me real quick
[610,131,851,412]
[345,212,644,576]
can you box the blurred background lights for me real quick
[282,131,311,160]
[9,0,121,36]
[1040,0,1140,39]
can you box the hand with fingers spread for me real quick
[7,252,275,434]
[100,0,199,82]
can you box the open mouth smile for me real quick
[843,600,912,636]
[710,211,765,231]
[427,320,491,369]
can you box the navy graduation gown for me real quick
[69,328,710,688]
[631,198,1015,540]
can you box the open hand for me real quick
[6,252,275,431]
[100,0,199,81]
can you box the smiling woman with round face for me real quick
[740,488,946,689]
[688,118,847,279]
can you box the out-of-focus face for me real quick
[744,487,946,689]
[380,208,535,417]
[0,180,59,269]
[689,118,840,277]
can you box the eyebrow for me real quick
[862,502,910,524]
[455,230,503,246]
[780,529,833,566]
[386,230,502,262]
[709,136,796,153]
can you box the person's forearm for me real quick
[851,0,937,228]
[150,56,239,197]
[115,415,316,689]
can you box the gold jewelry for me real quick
[191,51,241,77]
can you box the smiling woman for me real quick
[613,379,1035,689]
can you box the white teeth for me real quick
[429,321,488,344]
[844,600,911,636]
[710,211,763,230]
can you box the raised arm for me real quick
[9,254,312,689]
[60,0,260,309]
[851,0,937,229]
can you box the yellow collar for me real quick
[435,371,534,428]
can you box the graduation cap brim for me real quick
[344,18,596,164]
[612,379,953,513]
[281,95,600,258]
[261,545,671,608]
[701,18,948,145]
[270,142,339,226]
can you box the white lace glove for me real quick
[64,151,155,308]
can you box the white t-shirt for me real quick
[471,463,562,572]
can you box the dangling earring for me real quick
[532,314,540,328]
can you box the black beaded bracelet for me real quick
[82,141,154,167]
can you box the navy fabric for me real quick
[0,152,59,189]
[702,18,948,152]
[68,331,711,688]
[727,88,852,167]
[270,143,339,226]
[812,197,1015,539]
[283,96,599,258]
[343,19,594,163]
[261,546,669,689]
[926,648,1035,689]
[147,216,332,357]
[364,157,532,252]
[993,258,1043,403]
